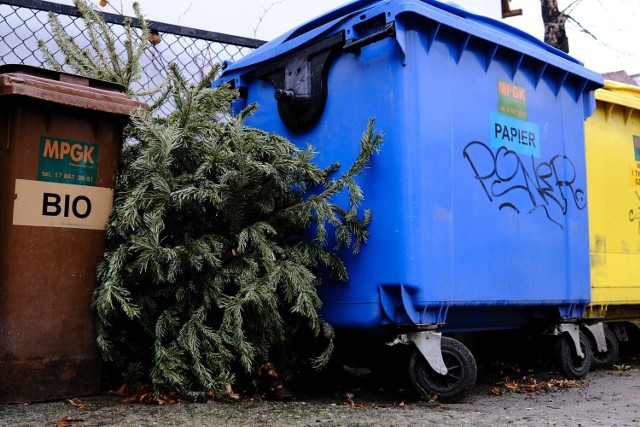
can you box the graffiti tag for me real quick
[463,141,586,229]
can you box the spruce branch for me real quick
[39,0,156,97]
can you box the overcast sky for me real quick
[50,0,640,74]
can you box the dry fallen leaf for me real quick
[115,383,127,395]
[226,384,240,400]
[67,398,87,409]
[53,417,83,427]
[149,31,161,46]
[504,379,519,390]
[492,376,581,395]
[491,386,504,396]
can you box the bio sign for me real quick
[13,179,114,230]
[38,136,98,186]
[491,80,540,158]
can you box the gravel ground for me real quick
[2,362,640,427]
[3,331,640,427]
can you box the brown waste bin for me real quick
[0,64,144,402]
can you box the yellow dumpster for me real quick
[585,80,640,367]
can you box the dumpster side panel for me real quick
[397,17,591,320]
[586,84,640,307]
[448,36,588,304]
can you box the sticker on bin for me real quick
[498,80,527,120]
[630,163,640,187]
[630,136,640,187]
[13,179,113,230]
[490,112,540,158]
[38,136,98,186]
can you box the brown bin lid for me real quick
[0,64,146,115]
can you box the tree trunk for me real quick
[540,0,569,53]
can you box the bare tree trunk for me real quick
[540,0,569,53]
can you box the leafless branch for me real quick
[562,0,583,15]
[566,15,636,58]
[176,2,193,25]
[253,0,285,38]
[566,15,597,41]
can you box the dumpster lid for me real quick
[219,0,599,82]
[596,80,640,111]
[0,64,145,115]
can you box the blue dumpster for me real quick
[217,0,604,401]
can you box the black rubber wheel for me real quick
[590,325,620,370]
[408,336,477,403]
[554,330,591,379]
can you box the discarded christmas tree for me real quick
[40,0,382,399]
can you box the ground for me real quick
[2,341,640,427]
[1,366,639,426]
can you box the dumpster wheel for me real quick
[554,330,591,379]
[408,336,476,403]
[590,325,619,370]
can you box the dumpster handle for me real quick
[251,22,397,129]
[255,31,345,129]
[343,22,396,54]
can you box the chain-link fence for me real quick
[1,0,265,114]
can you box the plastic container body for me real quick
[0,65,143,403]
[586,81,640,321]
[218,0,603,333]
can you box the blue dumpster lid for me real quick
[219,0,602,85]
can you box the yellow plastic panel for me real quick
[587,81,640,307]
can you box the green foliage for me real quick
[38,0,167,103]
[614,364,631,372]
[93,63,382,398]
